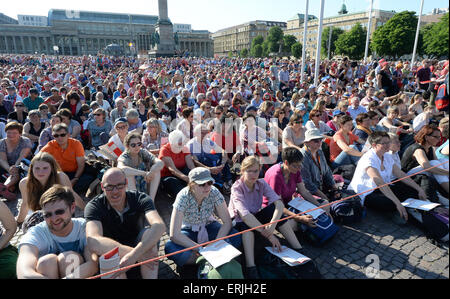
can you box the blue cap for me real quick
[332,110,343,117]
[296,103,306,111]
[152,91,160,98]
[114,117,128,127]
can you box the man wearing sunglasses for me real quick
[41,123,91,195]
[17,185,98,279]
[85,168,165,279]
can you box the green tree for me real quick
[371,11,418,59]
[250,35,264,57]
[422,13,449,58]
[291,42,303,59]
[240,48,248,58]
[321,26,345,58]
[282,35,297,54]
[228,51,233,58]
[253,44,263,57]
[267,26,284,53]
[335,23,367,60]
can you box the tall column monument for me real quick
[149,0,175,57]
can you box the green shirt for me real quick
[22,96,44,111]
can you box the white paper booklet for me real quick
[288,197,325,219]
[401,198,441,211]
[265,246,311,266]
[199,240,242,268]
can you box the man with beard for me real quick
[16,185,98,279]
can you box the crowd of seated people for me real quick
[0,53,448,279]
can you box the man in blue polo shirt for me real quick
[22,88,44,112]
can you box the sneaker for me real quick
[245,266,260,279]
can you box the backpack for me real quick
[407,206,449,243]
[196,257,244,279]
[256,249,322,279]
[435,83,449,112]
[330,195,366,225]
[299,213,340,247]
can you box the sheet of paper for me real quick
[199,240,241,269]
[401,198,441,211]
[265,246,311,266]
[288,197,325,219]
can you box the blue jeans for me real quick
[332,145,361,169]
[164,221,242,267]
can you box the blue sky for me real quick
[2,0,448,32]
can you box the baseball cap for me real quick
[295,103,307,111]
[152,91,160,98]
[304,129,324,142]
[188,167,215,185]
[114,117,128,127]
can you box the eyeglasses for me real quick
[43,207,67,219]
[129,142,142,148]
[198,181,213,187]
[215,112,222,115]
[52,133,67,138]
[116,125,128,130]
[103,183,127,191]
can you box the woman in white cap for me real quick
[165,167,241,268]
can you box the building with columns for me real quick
[0,3,213,57]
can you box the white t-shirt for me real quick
[19,218,87,258]
[349,149,395,204]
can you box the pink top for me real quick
[263,163,302,207]
[228,178,280,223]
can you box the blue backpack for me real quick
[300,213,339,246]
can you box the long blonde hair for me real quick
[26,152,62,211]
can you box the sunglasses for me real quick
[294,121,302,124]
[279,111,285,114]
[312,114,321,117]
[43,208,67,219]
[52,133,67,138]
[198,181,213,187]
[15,104,25,107]
[311,138,323,143]
[129,142,142,148]
[94,114,102,116]
[116,125,128,130]
[103,183,127,191]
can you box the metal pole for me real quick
[411,0,424,68]
[327,26,333,60]
[301,0,309,85]
[314,0,325,87]
[364,0,374,63]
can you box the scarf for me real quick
[356,125,372,136]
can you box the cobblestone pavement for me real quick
[4,192,449,279]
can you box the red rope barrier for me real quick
[87,160,449,279]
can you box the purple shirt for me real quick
[263,163,302,207]
[228,178,280,223]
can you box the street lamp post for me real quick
[364,0,374,63]
[314,0,325,87]
[300,0,309,85]
[411,0,424,68]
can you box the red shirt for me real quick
[330,130,359,162]
[158,143,190,177]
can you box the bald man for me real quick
[85,168,165,279]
